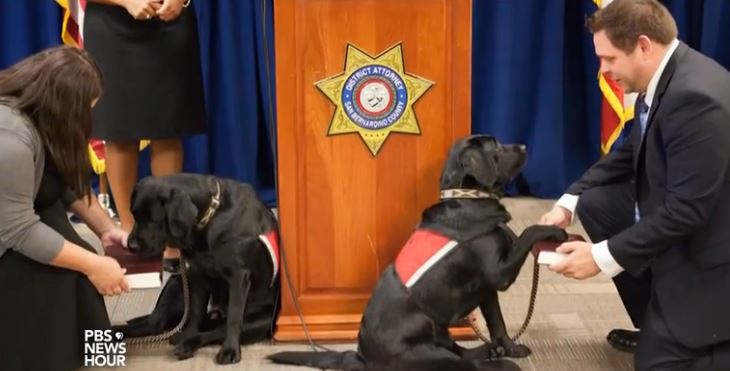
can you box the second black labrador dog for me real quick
[268,135,567,371]
[122,174,280,364]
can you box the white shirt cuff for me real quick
[591,240,624,278]
[555,194,579,223]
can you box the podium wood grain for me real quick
[274,0,472,341]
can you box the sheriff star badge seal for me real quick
[315,43,434,156]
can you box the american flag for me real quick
[57,0,85,47]
[593,0,638,155]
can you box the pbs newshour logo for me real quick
[84,329,127,367]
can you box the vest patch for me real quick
[258,230,280,285]
[395,229,458,288]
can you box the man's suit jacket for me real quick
[567,42,730,348]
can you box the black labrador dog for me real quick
[122,174,280,364]
[268,135,567,371]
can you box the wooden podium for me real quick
[273,0,472,341]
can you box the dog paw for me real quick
[504,344,531,358]
[464,343,507,360]
[173,343,196,360]
[215,346,241,364]
[523,225,568,244]
[539,225,569,242]
[173,336,202,360]
[115,314,165,338]
[169,332,186,346]
[168,329,198,346]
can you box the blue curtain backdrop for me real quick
[472,0,730,197]
[1,0,729,203]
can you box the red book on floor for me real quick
[104,245,161,275]
[531,233,585,258]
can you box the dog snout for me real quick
[507,144,526,153]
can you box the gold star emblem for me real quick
[315,43,434,156]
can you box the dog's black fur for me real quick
[120,174,280,364]
[268,135,568,371]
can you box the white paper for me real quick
[125,272,161,289]
[537,251,568,266]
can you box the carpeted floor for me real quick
[79,197,635,371]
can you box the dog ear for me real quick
[165,190,199,239]
[460,146,498,187]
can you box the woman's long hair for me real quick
[0,45,103,200]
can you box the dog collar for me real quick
[196,179,221,229]
[439,189,496,199]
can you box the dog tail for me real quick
[267,350,364,370]
[364,358,519,371]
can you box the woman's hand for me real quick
[85,256,130,296]
[100,227,129,251]
[156,0,185,22]
[50,240,129,296]
[122,0,162,20]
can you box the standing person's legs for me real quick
[575,182,651,351]
[150,138,184,262]
[150,138,183,177]
[104,141,140,233]
[106,138,183,260]
[106,139,182,283]
[113,138,187,336]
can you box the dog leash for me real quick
[466,258,539,343]
[125,256,191,345]
[278,237,336,353]
[466,223,539,343]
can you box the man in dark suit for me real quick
[540,0,730,369]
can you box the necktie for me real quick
[637,93,649,138]
[635,93,649,222]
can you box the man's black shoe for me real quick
[607,328,639,353]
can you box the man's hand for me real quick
[539,206,572,229]
[156,0,185,21]
[100,228,129,251]
[549,241,601,280]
